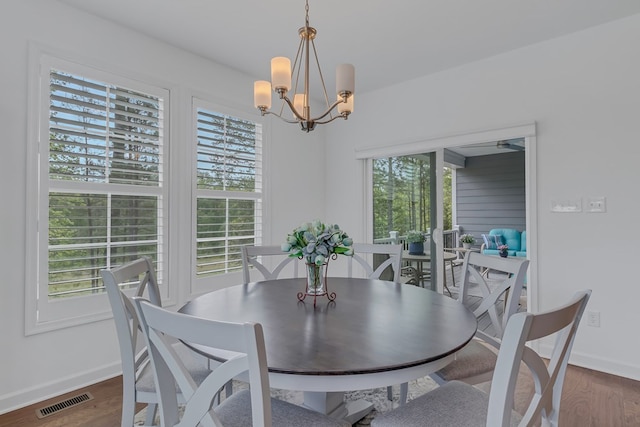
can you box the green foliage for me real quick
[372,156,453,240]
[406,230,426,243]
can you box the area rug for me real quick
[134,376,438,426]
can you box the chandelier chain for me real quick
[305,0,310,27]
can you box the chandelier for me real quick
[253,0,355,132]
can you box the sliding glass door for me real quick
[371,150,446,292]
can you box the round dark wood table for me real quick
[179,277,477,423]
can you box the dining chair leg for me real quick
[399,382,408,406]
[144,403,157,426]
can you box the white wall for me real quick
[0,0,325,413]
[325,14,640,379]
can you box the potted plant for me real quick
[459,234,475,249]
[498,244,509,258]
[406,230,426,255]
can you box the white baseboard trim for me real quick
[0,362,121,415]
[538,344,640,382]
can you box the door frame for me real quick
[357,122,538,311]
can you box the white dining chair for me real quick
[429,252,530,386]
[347,243,403,283]
[241,245,300,284]
[132,297,351,427]
[101,257,213,427]
[371,290,591,427]
[391,252,529,406]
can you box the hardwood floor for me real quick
[1,365,638,426]
[0,376,143,427]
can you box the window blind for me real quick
[195,106,262,277]
[47,69,164,299]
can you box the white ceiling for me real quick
[57,0,640,158]
[59,0,640,95]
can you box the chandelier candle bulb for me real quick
[271,57,291,92]
[254,80,272,109]
[336,63,355,96]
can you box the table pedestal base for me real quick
[303,391,373,424]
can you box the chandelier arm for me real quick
[309,98,345,122]
[280,93,308,122]
[261,110,301,125]
[314,113,348,125]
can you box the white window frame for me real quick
[190,98,264,295]
[25,48,171,334]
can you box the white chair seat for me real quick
[372,380,521,427]
[216,390,349,427]
[433,339,497,383]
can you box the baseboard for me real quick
[538,343,640,382]
[0,362,121,415]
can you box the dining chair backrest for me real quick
[429,252,529,388]
[242,245,299,284]
[458,252,530,345]
[133,297,271,426]
[371,290,591,427]
[100,257,162,427]
[348,243,403,283]
[488,289,591,426]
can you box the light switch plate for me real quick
[586,196,606,213]
[551,199,582,213]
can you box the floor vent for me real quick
[35,392,94,419]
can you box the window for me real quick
[27,53,169,331]
[193,99,263,280]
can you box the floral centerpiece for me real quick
[282,220,353,299]
[498,244,509,257]
[459,234,475,249]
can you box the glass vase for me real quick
[306,263,326,295]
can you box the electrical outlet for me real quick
[587,311,600,327]
[586,196,606,213]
